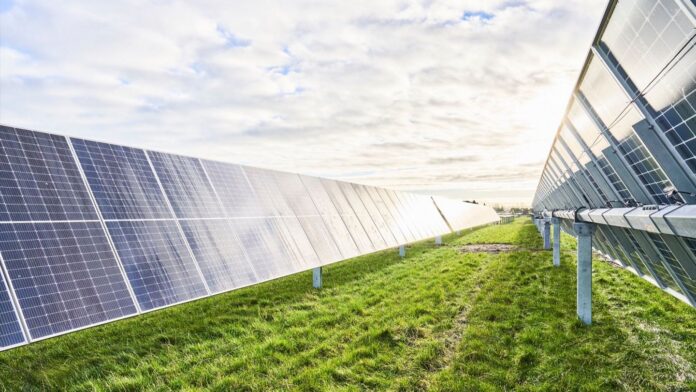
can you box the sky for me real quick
[0,0,607,207]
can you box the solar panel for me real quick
[200,160,265,217]
[377,188,417,242]
[365,186,408,244]
[0,264,25,348]
[300,176,360,259]
[273,171,343,263]
[0,125,500,349]
[336,181,388,250]
[179,219,257,293]
[106,220,208,311]
[319,179,375,254]
[0,126,98,221]
[71,139,173,220]
[352,184,399,247]
[389,191,427,240]
[147,152,225,219]
[0,221,137,339]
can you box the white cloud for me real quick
[0,0,607,206]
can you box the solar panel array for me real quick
[532,0,696,307]
[0,125,498,350]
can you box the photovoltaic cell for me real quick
[71,139,173,220]
[0,221,137,339]
[106,220,207,311]
[147,152,225,219]
[179,219,257,293]
[365,186,407,244]
[0,126,98,222]
[0,267,25,348]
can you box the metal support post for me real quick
[313,267,322,289]
[435,236,442,246]
[574,222,595,325]
[399,245,405,257]
[543,219,551,250]
[552,217,561,267]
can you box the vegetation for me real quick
[1,219,694,391]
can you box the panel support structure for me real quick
[435,236,442,246]
[313,267,322,289]
[574,222,595,325]
[553,217,561,267]
[543,219,551,250]
[399,245,405,258]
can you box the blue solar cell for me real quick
[71,139,173,220]
[147,152,225,219]
[0,222,137,340]
[228,218,298,280]
[179,219,257,293]
[0,267,25,349]
[0,126,99,222]
[106,220,208,311]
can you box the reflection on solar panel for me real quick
[0,124,498,350]
[532,0,696,308]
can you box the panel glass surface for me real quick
[336,181,387,250]
[319,179,375,253]
[228,218,297,280]
[0,221,137,339]
[0,126,99,222]
[0,266,25,348]
[71,139,172,220]
[353,184,398,247]
[106,220,207,311]
[147,152,224,219]
[201,160,263,217]
[179,219,257,293]
[376,188,416,242]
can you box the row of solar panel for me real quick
[0,125,498,350]
[532,0,696,306]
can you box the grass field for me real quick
[1,219,695,391]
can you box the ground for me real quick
[1,219,695,391]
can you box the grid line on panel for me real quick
[0,221,138,340]
[71,139,173,220]
[106,220,208,312]
[147,152,225,219]
[0,126,99,222]
[388,191,425,241]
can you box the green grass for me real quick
[1,220,695,391]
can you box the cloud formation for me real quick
[0,0,606,206]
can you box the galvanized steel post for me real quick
[552,217,561,267]
[574,222,595,325]
[399,245,405,257]
[543,219,551,250]
[435,236,442,245]
[313,267,322,289]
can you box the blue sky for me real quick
[0,0,606,206]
